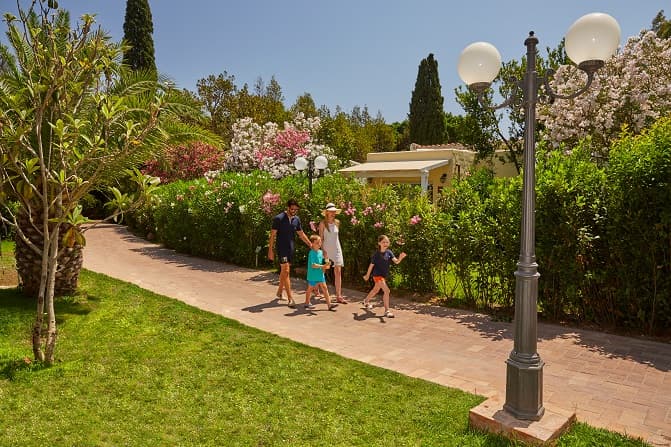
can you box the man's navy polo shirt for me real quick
[272,211,303,255]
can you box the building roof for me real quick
[339,159,451,178]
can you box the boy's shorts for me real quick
[373,276,386,283]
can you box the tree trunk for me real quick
[14,205,83,297]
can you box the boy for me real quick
[305,235,338,311]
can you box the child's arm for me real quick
[362,263,374,281]
[392,252,407,264]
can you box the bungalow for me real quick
[339,143,518,202]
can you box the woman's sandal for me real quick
[336,296,348,304]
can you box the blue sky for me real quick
[4,1,667,122]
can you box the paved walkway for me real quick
[83,223,671,446]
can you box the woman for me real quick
[318,202,348,304]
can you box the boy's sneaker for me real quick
[304,303,316,310]
[287,300,296,308]
[384,310,395,318]
[362,300,373,310]
[328,303,338,311]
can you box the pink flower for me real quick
[261,190,281,215]
[362,206,373,216]
[374,221,384,228]
[409,215,422,225]
[176,194,184,201]
[350,217,359,225]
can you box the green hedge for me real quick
[128,116,671,335]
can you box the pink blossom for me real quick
[409,215,422,225]
[362,206,373,216]
[374,221,384,228]
[350,217,359,225]
[261,190,281,215]
[176,194,184,201]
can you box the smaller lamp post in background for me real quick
[295,154,328,194]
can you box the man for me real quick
[268,199,311,307]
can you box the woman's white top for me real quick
[322,222,344,266]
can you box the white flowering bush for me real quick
[225,113,335,178]
[539,31,671,150]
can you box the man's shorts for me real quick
[278,250,293,264]
[373,276,386,283]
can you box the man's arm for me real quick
[268,229,277,260]
[297,230,311,247]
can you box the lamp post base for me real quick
[504,355,545,420]
[470,397,575,445]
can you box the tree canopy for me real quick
[122,0,157,76]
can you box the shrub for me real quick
[143,141,225,183]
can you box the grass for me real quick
[0,270,650,447]
[0,240,18,287]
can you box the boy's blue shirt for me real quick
[307,249,326,282]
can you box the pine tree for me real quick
[652,10,671,39]
[408,53,446,145]
[122,0,157,75]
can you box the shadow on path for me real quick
[92,223,671,372]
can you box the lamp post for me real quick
[294,154,328,194]
[458,12,619,421]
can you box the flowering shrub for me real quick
[225,113,335,178]
[143,142,225,183]
[539,31,671,151]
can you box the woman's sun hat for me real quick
[321,202,341,215]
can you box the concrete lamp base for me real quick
[469,398,576,446]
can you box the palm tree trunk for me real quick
[14,204,83,297]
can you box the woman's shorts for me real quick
[373,276,386,283]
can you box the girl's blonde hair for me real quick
[320,217,340,231]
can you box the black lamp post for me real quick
[457,12,620,420]
[294,154,328,194]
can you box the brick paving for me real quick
[83,223,671,446]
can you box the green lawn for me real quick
[0,270,650,446]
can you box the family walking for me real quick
[268,199,407,317]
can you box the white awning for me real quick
[339,159,451,178]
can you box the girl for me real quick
[362,234,407,318]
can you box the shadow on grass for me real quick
[0,287,97,381]
[0,356,51,381]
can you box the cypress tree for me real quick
[122,0,157,75]
[408,53,446,145]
